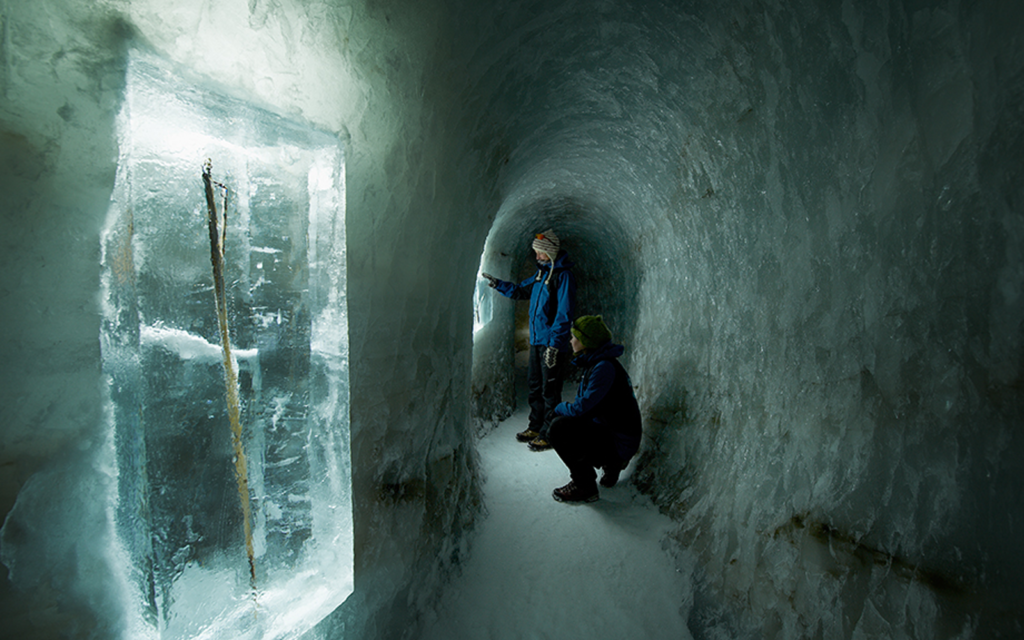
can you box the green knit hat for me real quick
[571,315,612,349]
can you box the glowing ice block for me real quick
[100,52,352,639]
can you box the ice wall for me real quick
[1,0,487,638]
[625,5,1024,636]
[97,51,352,638]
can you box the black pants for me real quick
[548,414,619,490]
[527,344,566,437]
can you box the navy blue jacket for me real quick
[554,341,642,461]
[493,252,577,351]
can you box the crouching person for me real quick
[548,315,642,504]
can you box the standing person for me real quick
[548,315,642,504]
[482,229,576,451]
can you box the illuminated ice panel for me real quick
[101,53,352,639]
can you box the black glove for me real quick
[481,272,499,288]
[544,346,558,369]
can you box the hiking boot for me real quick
[528,437,552,452]
[516,428,540,443]
[600,465,622,488]
[552,481,598,503]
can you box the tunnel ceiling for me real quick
[464,0,708,233]
[460,0,722,328]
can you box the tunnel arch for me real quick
[471,187,643,430]
[488,195,641,337]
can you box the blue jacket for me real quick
[494,252,577,351]
[555,341,642,461]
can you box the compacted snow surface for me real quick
[421,385,695,640]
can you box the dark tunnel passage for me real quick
[472,194,642,428]
[0,0,1022,638]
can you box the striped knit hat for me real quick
[532,229,560,284]
[532,229,559,261]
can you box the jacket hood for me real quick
[572,340,624,366]
[553,251,574,270]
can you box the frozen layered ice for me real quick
[96,53,352,639]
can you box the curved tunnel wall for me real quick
[462,0,1024,635]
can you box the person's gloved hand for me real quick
[481,272,498,288]
[544,346,558,369]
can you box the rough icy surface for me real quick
[0,0,1022,639]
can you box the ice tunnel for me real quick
[1,0,1023,639]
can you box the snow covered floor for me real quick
[420,386,696,640]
